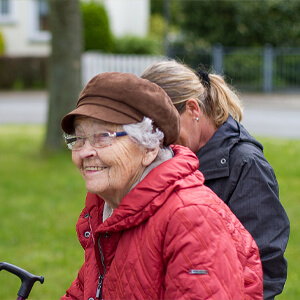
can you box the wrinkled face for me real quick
[71,117,148,208]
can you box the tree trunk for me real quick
[44,0,83,152]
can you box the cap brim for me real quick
[60,72,180,145]
[61,104,142,134]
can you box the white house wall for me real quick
[0,0,149,57]
[0,0,50,56]
[103,0,149,37]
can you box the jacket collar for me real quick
[130,146,174,191]
[196,115,262,180]
[87,145,203,233]
[102,147,174,222]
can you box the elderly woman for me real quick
[60,72,263,300]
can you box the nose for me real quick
[78,138,97,158]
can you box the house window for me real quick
[38,0,49,32]
[0,0,16,23]
[0,0,9,15]
[29,0,50,41]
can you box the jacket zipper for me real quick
[96,234,106,299]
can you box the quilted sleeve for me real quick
[60,263,85,300]
[163,203,249,299]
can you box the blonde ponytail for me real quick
[141,59,243,127]
[209,74,243,126]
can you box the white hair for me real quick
[123,117,163,149]
[123,117,171,160]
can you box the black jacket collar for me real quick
[196,115,263,180]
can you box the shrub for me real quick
[223,50,263,89]
[276,54,300,86]
[149,14,166,39]
[168,40,212,71]
[81,1,114,52]
[0,31,5,55]
[113,35,162,55]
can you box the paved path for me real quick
[241,93,300,139]
[0,91,300,139]
[0,91,48,124]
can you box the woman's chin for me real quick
[85,182,106,196]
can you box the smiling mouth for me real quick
[84,166,106,171]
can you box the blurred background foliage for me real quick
[81,1,114,52]
[2,0,300,90]
[0,0,299,55]
[152,0,300,48]
[0,30,4,55]
[113,34,163,55]
[80,0,164,55]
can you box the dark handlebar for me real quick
[0,262,44,299]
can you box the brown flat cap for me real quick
[61,72,180,146]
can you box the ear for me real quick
[185,99,201,119]
[142,147,159,167]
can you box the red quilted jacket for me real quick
[61,145,263,300]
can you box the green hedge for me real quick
[276,55,300,85]
[81,1,114,52]
[113,35,162,55]
[169,44,300,91]
[223,51,263,90]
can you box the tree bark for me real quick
[44,0,83,152]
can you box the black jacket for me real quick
[197,115,290,300]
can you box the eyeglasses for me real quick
[64,131,128,151]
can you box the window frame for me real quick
[28,0,50,42]
[0,0,17,24]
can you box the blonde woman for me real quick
[141,60,290,300]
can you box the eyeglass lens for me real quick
[66,132,127,150]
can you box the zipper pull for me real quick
[96,275,103,299]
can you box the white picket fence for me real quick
[82,52,164,85]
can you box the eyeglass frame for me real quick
[64,131,128,151]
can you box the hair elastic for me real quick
[197,70,211,88]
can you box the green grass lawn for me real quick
[0,125,299,299]
[262,137,300,299]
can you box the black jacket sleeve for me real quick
[198,116,290,299]
[224,145,289,299]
